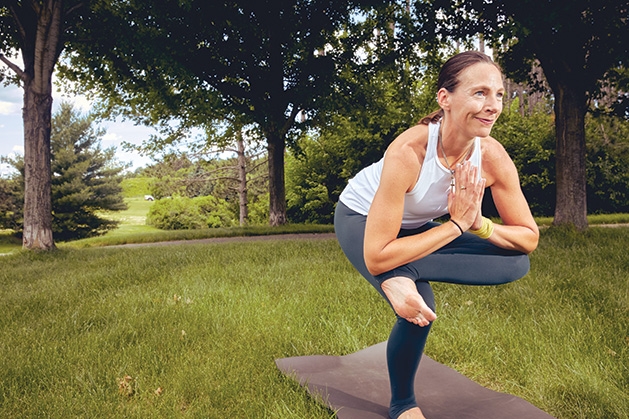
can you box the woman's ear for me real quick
[436,88,450,111]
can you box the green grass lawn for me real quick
[0,227,627,418]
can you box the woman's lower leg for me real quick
[386,281,434,419]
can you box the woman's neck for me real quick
[438,121,475,164]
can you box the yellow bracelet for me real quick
[470,217,494,239]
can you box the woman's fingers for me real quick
[453,161,476,194]
[449,162,485,229]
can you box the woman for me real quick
[334,51,539,419]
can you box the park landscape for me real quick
[1,1,628,418]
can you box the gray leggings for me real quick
[334,201,530,418]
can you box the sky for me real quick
[0,79,157,177]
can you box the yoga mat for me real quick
[276,341,555,419]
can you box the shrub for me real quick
[146,195,236,230]
[194,195,236,228]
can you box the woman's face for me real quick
[439,62,505,139]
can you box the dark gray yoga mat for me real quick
[276,341,555,419]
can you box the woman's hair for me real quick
[419,51,502,125]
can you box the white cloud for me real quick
[0,101,20,116]
[11,145,24,154]
[0,163,15,177]
[101,132,121,143]
[52,90,92,112]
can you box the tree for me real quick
[50,102,127,239]
[436,0,629,229]
[59,0,419,226]
[2,102,128,240]
[0,0,93,249]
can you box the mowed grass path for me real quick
[0,227,628,418]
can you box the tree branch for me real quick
[281,104,301,135]
[8,0,29,45]
[66,1,85,16]
[28,0,41,16]
[0,53,26,80]
[247,159,267,173]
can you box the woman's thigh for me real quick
[335,205,530,287]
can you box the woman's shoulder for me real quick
[480,135,509,161]
[480,135,517,185]
[386,123,429,161]
[379,124,429,190]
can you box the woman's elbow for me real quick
[365,260,383,276]
[522,228,540,254]
[364,252,387,276]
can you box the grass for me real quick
[0,230,21,254]
[535,212,629,226]
[0,238,379,418]
[0,227,627,418]
[428,227,629,418]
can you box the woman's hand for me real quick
[447,161,486,231]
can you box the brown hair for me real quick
[419,51,502,125]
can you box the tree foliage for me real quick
[585,114,629,214]
[0,175,22,230]
[287,62,438,223]
[50,103,127,239]
[59,0,432,226]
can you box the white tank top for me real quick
[338,121,482,229]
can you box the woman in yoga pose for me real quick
[334,51,539,419]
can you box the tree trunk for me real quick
[16,1,65,250]
[236,131,248,226]
[267,133,286,226]
[552,81,588,230]
[22,82,55,250]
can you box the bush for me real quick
[246,193,270,226]
[195,195,236,228]
[585,114,629,213]
[146,195,236,230]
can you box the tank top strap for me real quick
[426,122,440,161]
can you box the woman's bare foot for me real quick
[398,406,427,419]
[380,276,436,327]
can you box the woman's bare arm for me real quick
[482,138,539,254]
